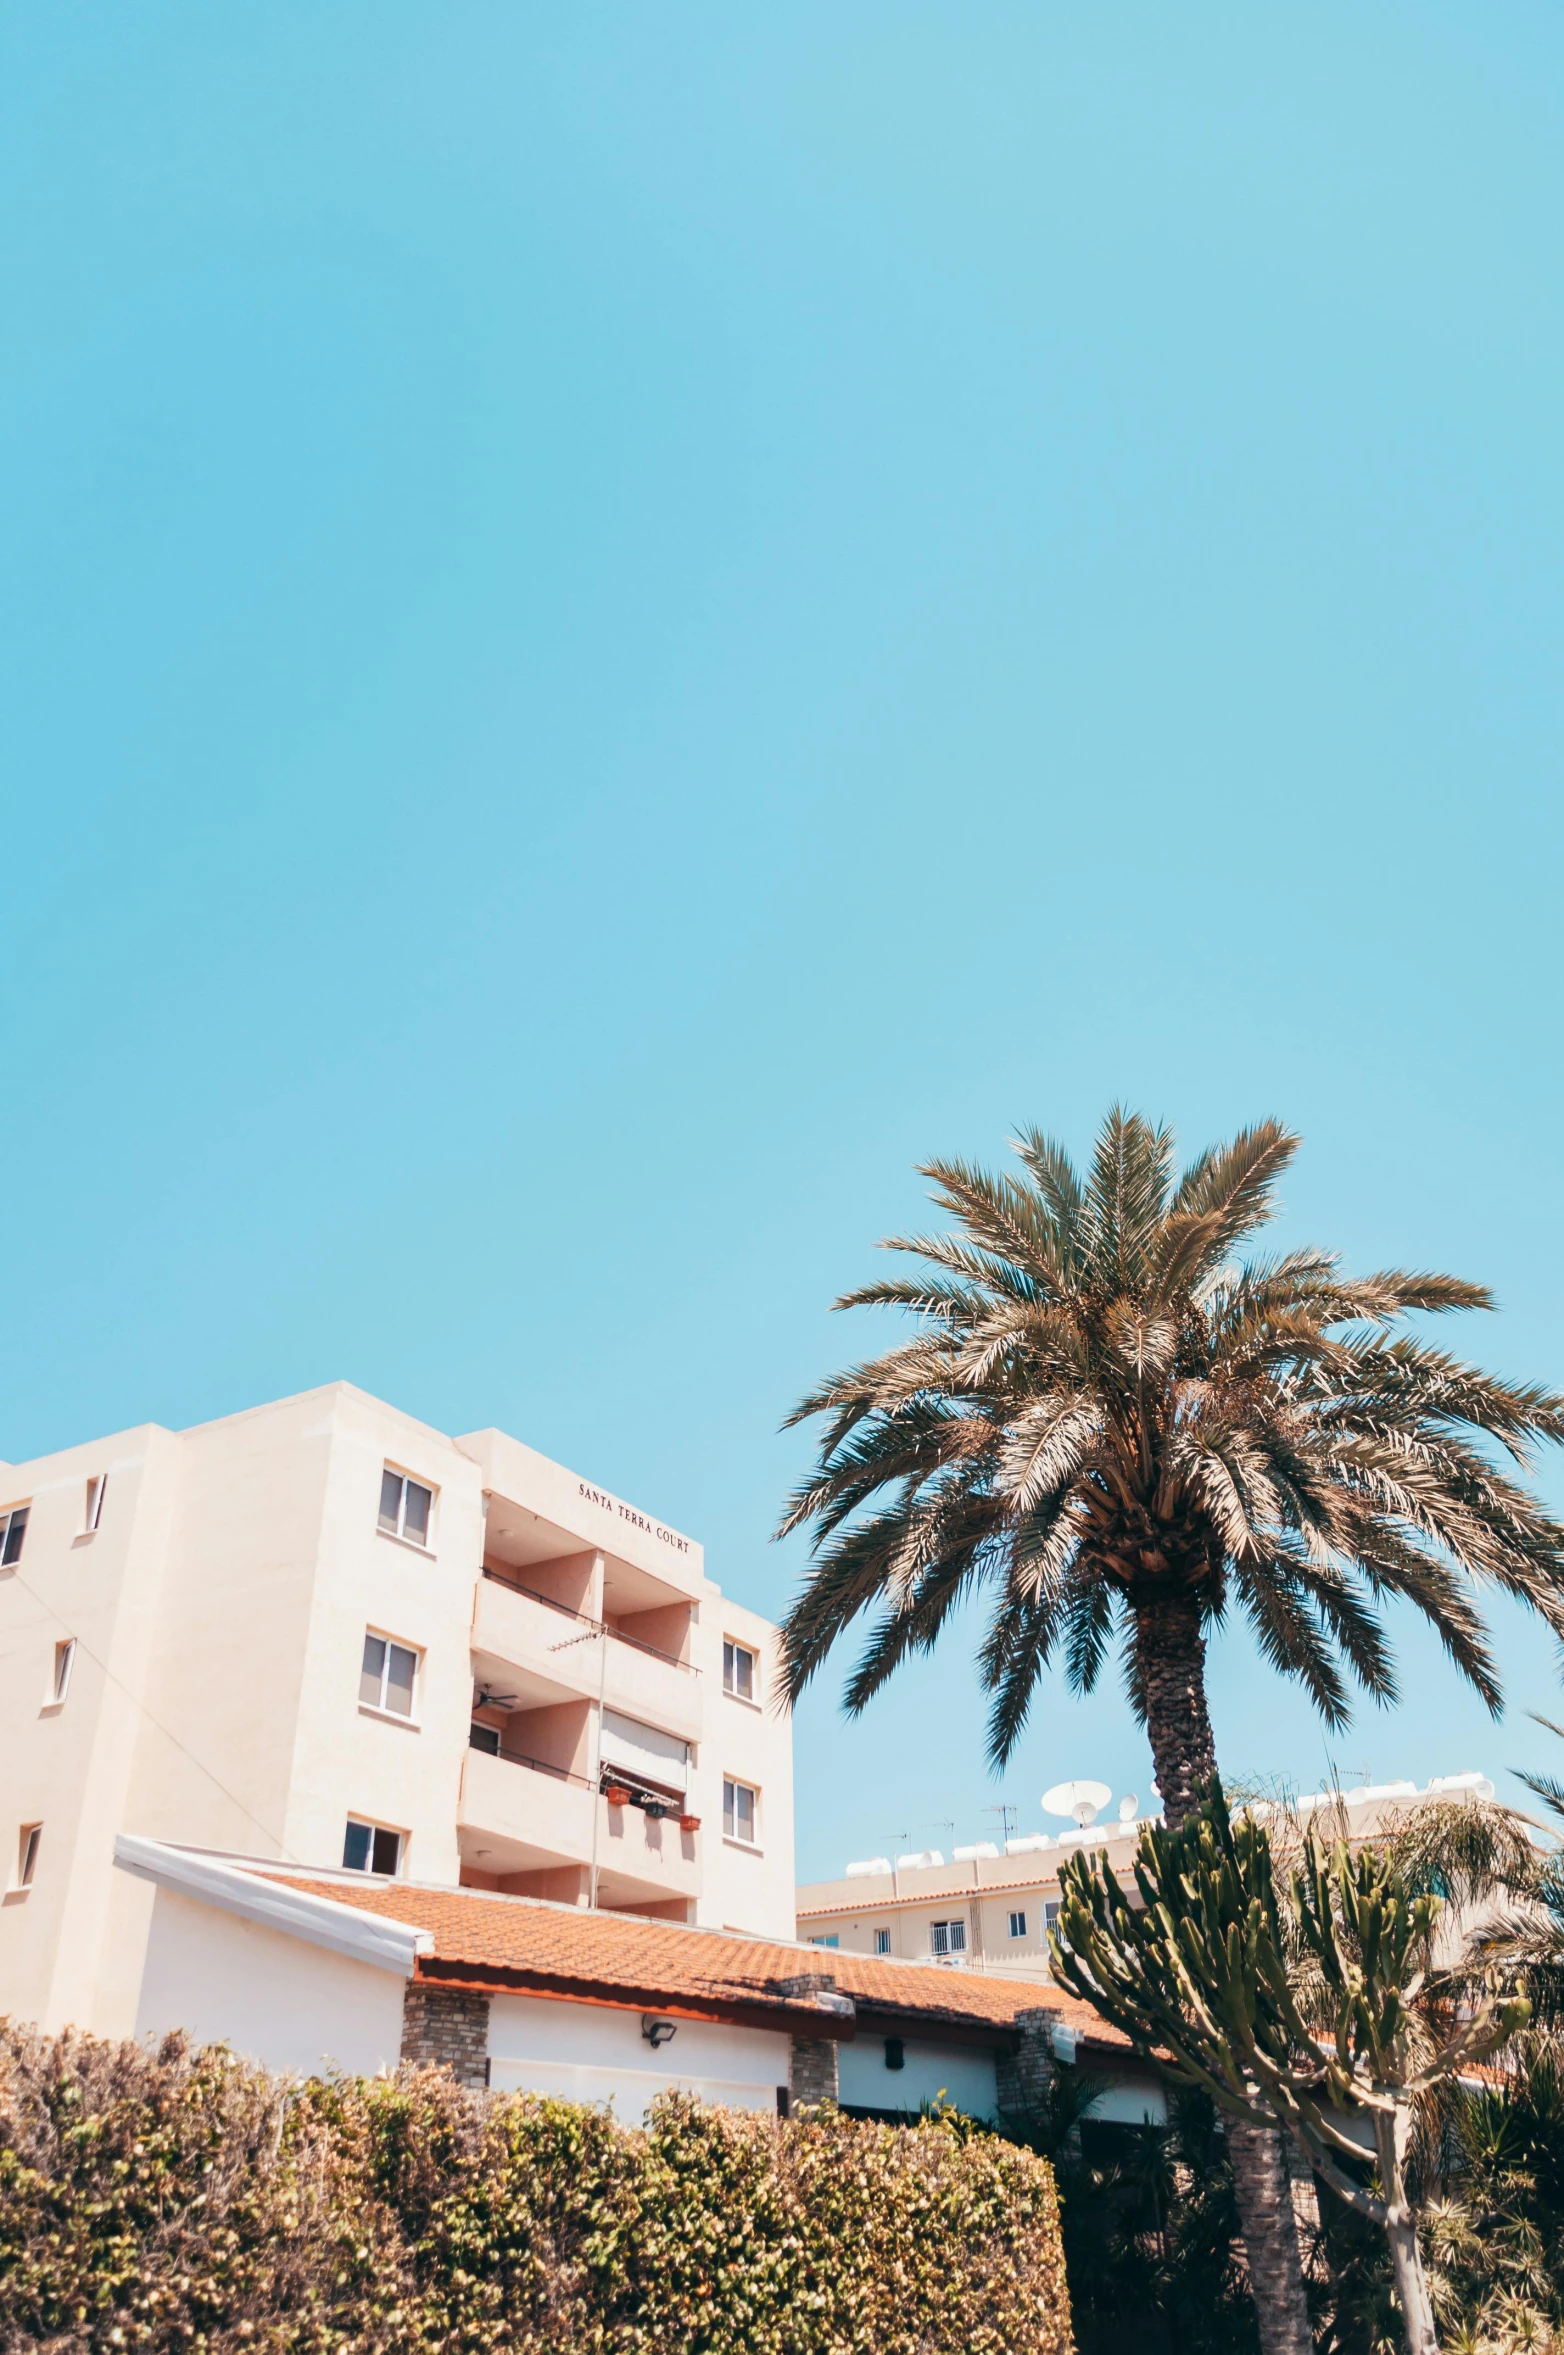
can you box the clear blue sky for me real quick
[4,6,1564,1880]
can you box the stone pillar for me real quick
[996,2007,1063,2139]
[400,1980,491,2088]
[778,1972,842,2108]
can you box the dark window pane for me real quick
[722,1641,734,1689]
[722,1780,736,1837]
[949,1920,967,1952]
[386,1645,416,1716]
[359,1636,386,1707]
[402,1482,431,1545]
[3,1508,28,1565]
[371,1827,400,1875]
[931,1922,949,1954]
[736,1648,754,1698]
[343,1821,372,1871]
[378,1471,403,1533]
[469,1722,500,1755]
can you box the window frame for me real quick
[721,1639,758,1703]
[342,1817,403,1877]
[358,1628,422,1724]
[930,1918,967,1956]
[377,1466,436,1551]
[15,1824,41,1890]
[0,1504,30,1568]
[50,1640,76,1706]
[84,1474,107,1533]
[873,1927,891,1955]
[722,1775,760,1848]
[1007,1908,1028,1939]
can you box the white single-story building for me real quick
[112,1836,1161,2130]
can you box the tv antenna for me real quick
[983,1803,1018,1842]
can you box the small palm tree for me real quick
[777,1109,1564,1829]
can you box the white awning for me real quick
[601,1708,688,1794]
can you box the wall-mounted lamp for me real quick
[643,2016,678,2050]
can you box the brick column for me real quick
[400,1981,491,2088]
[996,2006,1063,2138]
[778,1972,842,2108]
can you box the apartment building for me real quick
[795,1771,1499,1980]
[0,1382,794,2041]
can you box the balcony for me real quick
[474,1567,700,1740]
[458,1740,701,1909]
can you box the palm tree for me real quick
[777,1108,1564,2355]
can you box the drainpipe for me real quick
[588,1552,607,1910]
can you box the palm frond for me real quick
[777,1106,1564,1775]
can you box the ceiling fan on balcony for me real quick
[472,1683,519,1712]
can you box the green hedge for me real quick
[0,2021,1073,2354]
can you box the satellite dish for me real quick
[1118,1794,1139,1824]
[1042,1778,1113,1829]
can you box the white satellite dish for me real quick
[1118,1794,1139,1824]
[1042,1778,1113,1829]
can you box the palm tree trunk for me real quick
[1131,1587,1219,1825]
[1225,2114,1317,2355]
[1133,1589,1316,2355]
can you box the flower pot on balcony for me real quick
[605,1784,632,1807]
[679,1814,701,1833]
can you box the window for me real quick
[874,1928,891,1955]
[722,1777,758,1845]
[469,1721,501,1756]
[15,1825,41,1889]
[84,1475,107,1533]
[1008,1909,1028,1939]
[51,1640,76,1705]
[378,1468,433,1548]
[0,1506,29,1567]
[930,1918,967,1956]
[359,1631,420,1719]
[810,1934,839,1949]
[343,1819,401,1875]
[1044,1901,1061,1932]
[722,1640,756,1701]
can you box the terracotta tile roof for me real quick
[263,1871,1130,2053]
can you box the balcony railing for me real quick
[467,1726,594,1788]
[480,1564,698,1673]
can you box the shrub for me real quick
[0,2020,1072,2354]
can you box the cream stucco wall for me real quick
[487,1990,789,2120]
[0,1382,795,2039]
[836,2033,1000,2121]
[134,1885,408,2077]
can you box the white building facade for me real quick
[796,1773,1499,1979]
[0,1382,794,2041]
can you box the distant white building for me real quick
[0,1382,794,2043]
[795,1774,1499,1978]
